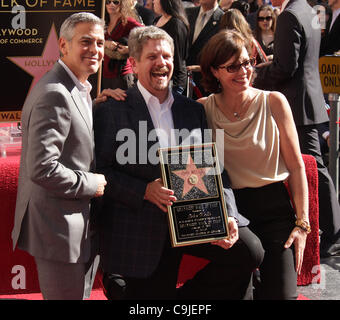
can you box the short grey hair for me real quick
[59,12,104,41]
[128,26,174,61]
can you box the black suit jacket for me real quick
[253,0,328,127]
[320,13,340,56]
[185,6,224,95]
[93,86,246,278]
[185,6,224,66]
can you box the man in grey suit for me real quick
[12,12,107,300]
[254,0,340,258]
[94,26,264,300]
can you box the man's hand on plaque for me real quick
[211,217,239,250]
[144,178,177,213]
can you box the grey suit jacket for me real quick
[12,62,99,263]
[93,86,246,278]
[253,0,329,127]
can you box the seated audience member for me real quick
[153,0,189,94]
[198,30,309,300]
[102,0,142,90]
[93,26,264,300]
[219,9,268,65]
[253,5,276,60]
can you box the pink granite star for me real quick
[7,24,59,99]
[173,154,210,198]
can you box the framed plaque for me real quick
[159,143,229,247]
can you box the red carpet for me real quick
[0,289,308,300]
[0,288,107,300]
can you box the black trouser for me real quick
[103,227,264,300]
[234,182,297,300]
[297,124,340,243]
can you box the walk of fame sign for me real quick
[159,143,229,247]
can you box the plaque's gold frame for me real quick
[159,143,229,247]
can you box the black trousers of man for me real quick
[103,227,264,300]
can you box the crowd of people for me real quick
[11,0,340,301]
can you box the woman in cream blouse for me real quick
[197,30,309,300]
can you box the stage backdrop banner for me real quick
[0,1,105,122]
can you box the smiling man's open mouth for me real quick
[151,67,169,79]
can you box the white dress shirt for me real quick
[330,8,340,31]
[58,59,93,127]
[137,81,175,148]
[280,0,290,12]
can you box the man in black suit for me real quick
[254,0,340,258]
[320,0,340,56]
[94,26,264,300]
[185,0,224,96]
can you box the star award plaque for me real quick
[159,143,229,247]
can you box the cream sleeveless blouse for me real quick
[204,91,289,189]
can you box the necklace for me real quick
[262,32,274,47]
[233,112,241,121]
[216,91,256,122]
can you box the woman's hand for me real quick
[117,44,129,56]
[95,88,127,104]
[211,217,239,250]
[284,227,308,274]
[105,40,118,50]
[255,61,272,68]
[186,65,201,72]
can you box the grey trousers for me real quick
[35,255,99,300]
